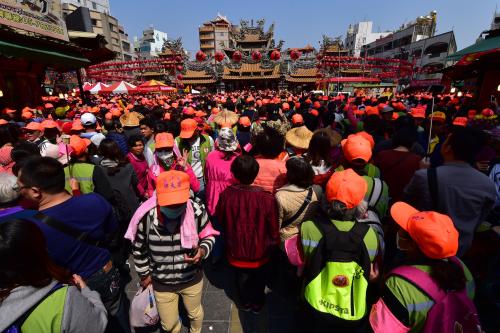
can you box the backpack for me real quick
[370,257,483,333]
[304,215,371,323]
[3,284,63,333]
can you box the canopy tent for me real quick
[87,82,109,94]
[446,36,500,61]
[136,80,175,93]
[102,81,137,94]
[82,82,93,91]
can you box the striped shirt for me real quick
[132,197,214,291]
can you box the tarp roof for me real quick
[446,36,500,61]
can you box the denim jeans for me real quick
[87,265,131,333]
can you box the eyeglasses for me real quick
[12,184,30,192]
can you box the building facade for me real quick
[62,2,135,61]
[345,22,391,57]
[137,27,168,59]
[199,14,234,57]
[61,0,110,14]
[360,11,457,87]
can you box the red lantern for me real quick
[175,55,182,63]
[290,49,301,61]
[214,51,225,62]
[270,50,281,61]
[177,74,183,80]
[176,65,183,71]
[196,51,207,62]
[178,84,184,89]
[232,51,242,62]
[316,73,323,78]
[316,54,323,61]
[251,51,262,61]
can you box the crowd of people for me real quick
[0,89,498,333]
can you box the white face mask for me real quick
[156,151,173,162]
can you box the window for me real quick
[91,19,97,26]
[220,32,224,37]
[109,23,114,31]
[92,2,97,10]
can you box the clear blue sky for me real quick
[109,0,499,52]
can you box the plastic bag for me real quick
[129,285,159,327]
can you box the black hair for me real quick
[254,125,284,159]
[231,155,259,185]
[449,127,486,164]
[306,130,333,166]
[392,125,417,149]
[0,124,20,147]
[99,139,127,175]
[128,135,144,148]
[104,119,117,132]
[286,157,314,188]
[139,117,155,129]
[0,219,72,300]
[11,141,40,163]
[18,157,65,194]
[429,259,466,292]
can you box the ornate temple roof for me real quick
[286,67,317,83]
[222,63,280,80]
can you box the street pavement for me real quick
[125,257,301,333]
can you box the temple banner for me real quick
[0,0,68,41]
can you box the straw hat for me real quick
[213,110,239,126]
[119,111,144,127]
[285,126,313,150]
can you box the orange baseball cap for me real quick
[410,107,425,119]
[313,101,321,109]
[429,111,446,123]
[238,116,251,127]
[155,132,174,149]
[310,109,319,117]
[179,118,198,139]
[104,112,113,120]
[156,170,190,206]
[195,111,207,118]
[22,111,33,120]
[467,110,477,119]
[41,120,59,131]
[390,202,459,259]
[282,102,290,111]
[23,122,42,131]
[452,117,468,127]
[0,119,8,126]
[292,113,304,125]
[211,107,220,115]
[365,106,380,117]
[44,103,54,109]
[341,134,372,162]
[326,169,367,208]
[164,113,171,121]
[71,120,84,131]
[3,108,16,114]
[183,106,196,116]
[69,135,90,156]
[294,102,301,109]
[356,131,375,149]
[111,108,122,118]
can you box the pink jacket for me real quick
[204,150,239,216]
[253,157,287,194]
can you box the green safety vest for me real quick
[175,134,213,173]
[64,163,95,194]
[335,164,381,179]
[22,286,68,333]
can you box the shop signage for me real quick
[0,1,68,41]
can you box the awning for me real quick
[446,36,500,61]
[0,39,90,69]
[319,77,380,83]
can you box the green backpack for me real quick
[304,216,370,323]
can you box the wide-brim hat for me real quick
[285,125,313,150]
[120,111,144,127]
[213,110,239,126]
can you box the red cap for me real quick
[452,117,468,127]
[69,135,90,156]
[23,122,42,131]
